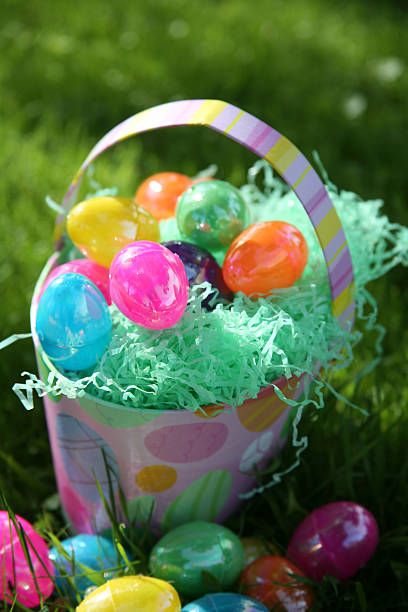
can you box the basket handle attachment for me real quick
[59,99,355,330]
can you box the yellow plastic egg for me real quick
[76,575,181,612]
[67,196,160,268]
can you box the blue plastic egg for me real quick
[36,273,112,370]
[48,534,123,597]
[182,593,269,612]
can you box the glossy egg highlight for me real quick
[135,172,192,220]
[222,221,308,296]
[240,555,314,611]
[49,534,122,597]
[109,241,189,329]
[149,521,245,599]
[286,501,379,581]
[76,575,181,612]
[0,511,54,608]
[67,196,160,267]
[176,180,249,252]
[35,273,112,370]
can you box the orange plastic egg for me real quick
[135,172,192,220]
[240,555,314,611]
[222,221,308,296]
[67,196,160,268]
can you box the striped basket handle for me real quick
[58,99,355,330]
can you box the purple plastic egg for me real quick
[162,241,233,309]
[0,511,54,608]
[41,258,111,304]
[109,241,189,329]
[286,501,379,581]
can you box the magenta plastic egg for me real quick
[41,258,111,304]
[286,501,379,581]
[0,511,54,608]
[109,241,189,329]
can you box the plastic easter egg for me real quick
[176,180,249,252]
[109,241,189,329]
[41,258,111,304]
[48,534,122,597]
[182,592,269,611]
[135,172,192,220]
[241,537,280,567]
[0,511,54,608]
[36,273,112,370]
[67,196,160,267]
[149,521,245,599]
[162,241,233,308]
[76,575,181,612]
[286,501,379,581]
[240,556,314,611]
[222,221,308,296]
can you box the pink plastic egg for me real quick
[0,511,54,608]
[286,501,379,581]
[109,241,189,329]
[41,258,111,304]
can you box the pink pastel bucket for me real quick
[30,100,355,535]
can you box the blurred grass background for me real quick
[1,0,408,609]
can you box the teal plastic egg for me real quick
[36,273,112,370]
[176,180,249,252]
[48,534,123,597]
[182,593,269,611]
[149,521,245,599]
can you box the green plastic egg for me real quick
[176,180,249,252]
[149,521,245,599]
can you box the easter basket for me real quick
[29,100,356,535]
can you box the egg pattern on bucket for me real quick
[56,412,119,502]
[237,377,300,432]
[135,465,178,493]
[47,382,294,534]
[161,469,232,533]
[239,431,274,473]
[144,423,228,463]
[128,494,157,524]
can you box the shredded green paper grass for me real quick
[12,160,408,419]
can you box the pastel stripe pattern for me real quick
[60,99,355,328]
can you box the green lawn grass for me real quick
[1,0,408,609]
